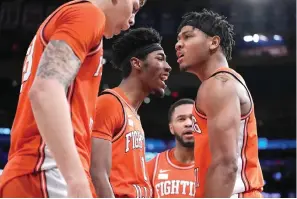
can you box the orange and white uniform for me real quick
[192,67,264,198]
[0,0,105,197]
[92,88,152,198]
[147,149,196,198]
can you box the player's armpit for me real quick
[92,94,124,140]
[200,76,240,197]
[90,138,114,198]
[36,40,81,92]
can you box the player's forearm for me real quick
[29,82,87,185]
[204,160,237,197]
[91,171,115,198]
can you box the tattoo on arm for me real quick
[36,40,81,92]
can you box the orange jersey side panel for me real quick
[92,88,152,198]
[147,149,196,198]
[192,67,264,197]
[1,0,105,190]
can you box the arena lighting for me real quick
[243,35,253,42]
[253,34,260,43]
[243,34,268,43]
[144,97,151,104]
[171,91,179,98]
[273,35,283,41]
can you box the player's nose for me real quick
[164,62,172,73]
[184,118,193,128]
[175,40,183,51]
[129,15,136,26]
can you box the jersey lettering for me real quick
[155,180,196,197]
[94,55,103,76]
[20,35,37,92]
[125,131,144,152]
[133,184,151,198]
[192,116,201,133]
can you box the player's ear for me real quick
[209,35,220,51]
[169,123,174,135]
[130,57,142,72]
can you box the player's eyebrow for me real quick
[177,30,194,40]
[157,52,166,60]
[176,114,192,119]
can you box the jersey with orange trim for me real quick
[147,149,195,198]
[92,88,152,198]
[192,67,264,198]
[0,0,105,193]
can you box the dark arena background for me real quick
[0,0,296,197]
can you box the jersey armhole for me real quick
[99,91,127,142]
[152,154,160,186]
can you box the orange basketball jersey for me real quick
[192,67,264,198]
[147,149,196,198]
[1,0,105,192]
[92,88,152,198]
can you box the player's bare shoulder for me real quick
[196,73,238,113]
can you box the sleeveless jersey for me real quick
[99,89,152,198]
[192,67,264,198]
[1,0,105,187]
[147,149,196,198]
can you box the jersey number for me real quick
[192,116,201,134]
[94,55,103,77]
[20,36,37,93]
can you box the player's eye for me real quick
[157,56,164,61]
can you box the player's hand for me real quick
[67,181,93,198]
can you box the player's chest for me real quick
[154,168,196,198]
[123,109,145,153]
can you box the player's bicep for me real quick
[202,78,240,163]
[91,138,112,175]
[35,40,81,92]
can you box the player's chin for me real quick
[179,63,189,72]
[182,140,194,148]
[153,88,165,98]
[104,32,113,39]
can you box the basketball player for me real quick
[0,0,145,197]
[175,9,264,198]
[147,98,196,198]
[90,27,171,198]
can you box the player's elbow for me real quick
[213,155,238,179]
[29,78,64,104]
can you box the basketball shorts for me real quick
[1,168,96,198]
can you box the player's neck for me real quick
[174,145,194,164]
[193,54,229,81]
[89,0,108,9]
[118,78,149,111]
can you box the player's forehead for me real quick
[177,26,197,39]
[173,104,193,117]
[147,50,166,58]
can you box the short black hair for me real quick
[178,9,235,60]
[168,98,194,122]
[111,27,162,78]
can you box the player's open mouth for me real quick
[183,131,194,138]
[160,74,168,89]
[176,52,184,64]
